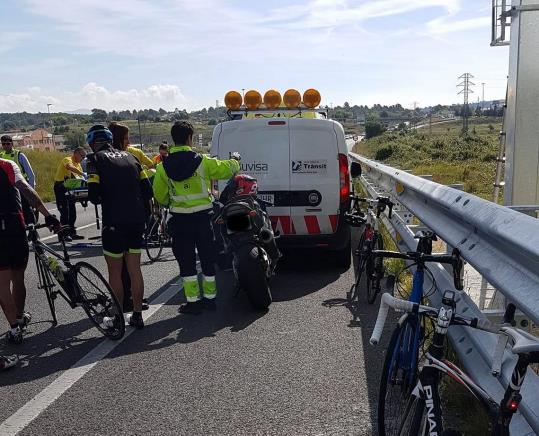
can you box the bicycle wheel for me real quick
[397,395,426,436]
[366,233,384,304]
[145,216,164,261]
[74,261,125,340]
[378,316,421,436]
[36,253,58,326]
[347,231,367,305]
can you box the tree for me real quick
[365,120,386,139]
[90,108,108,122]
[64,130,86,150]
[208,119,217,125]
[2,121,17,131]
[172,110,189,120]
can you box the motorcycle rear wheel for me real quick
[236,244,272,310]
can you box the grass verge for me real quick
[25,150,67,202]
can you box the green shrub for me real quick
[375,147,393,160]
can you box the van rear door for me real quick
[288,118,340,236]
[215,119,292,234]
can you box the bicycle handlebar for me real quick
[372,250,454,265]
[370,293,418,345]
[370,293,512,349]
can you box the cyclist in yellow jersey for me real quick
[53,147,86,241]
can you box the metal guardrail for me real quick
[349,152,539,434]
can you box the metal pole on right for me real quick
[503,0,539,209]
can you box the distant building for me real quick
[11,128,65,151]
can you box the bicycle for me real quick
[370,234,463,436]
[370,291,539,435]
[144,202,170,262]
[28,223,125,339]
[345,195,394,310]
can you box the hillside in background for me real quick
[353,118,503,200]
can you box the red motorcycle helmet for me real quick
[233,174,258,197]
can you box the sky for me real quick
[0,0,509,113]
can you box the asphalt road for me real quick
[0,203,391,436]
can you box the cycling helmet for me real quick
[86,125,113,144]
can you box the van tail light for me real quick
[338,154,350,203]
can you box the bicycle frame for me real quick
[386,247,431,389]
[406,338,533,435]
[389,294,537,436]
[30,226,79,310]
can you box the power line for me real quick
[457,73,474,132]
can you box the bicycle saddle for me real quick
[502,326,539,354]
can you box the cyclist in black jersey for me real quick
[86,125,152,329]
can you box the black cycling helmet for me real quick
[86,125,113,145]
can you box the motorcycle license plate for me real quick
[258,194,274,206]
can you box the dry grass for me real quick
[24,149,68,202]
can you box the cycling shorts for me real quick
[0,231,29,271]
[102,225,143,258]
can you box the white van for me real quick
[210,112,351,267]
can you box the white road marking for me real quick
[40,222,97,242]
[0,282,181,436]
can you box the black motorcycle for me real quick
[213,175,280,310]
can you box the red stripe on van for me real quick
[269,216,296,235]
[281,216,294,235]
[304,216,321,234]
[329,215,338,232]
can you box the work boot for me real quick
[202,297,217,311]
[179,300,204,315]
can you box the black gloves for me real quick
[45,214,61,231]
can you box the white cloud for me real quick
[0,83,188,112]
